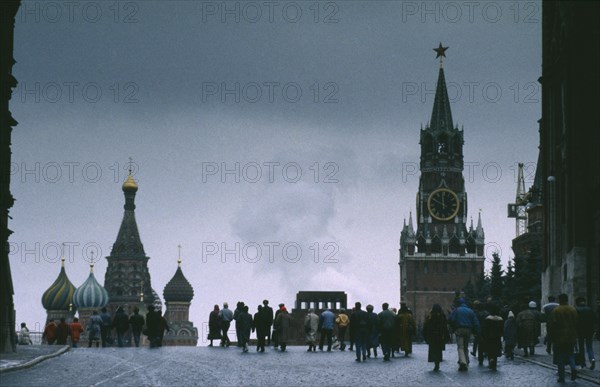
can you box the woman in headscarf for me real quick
[396,303,416,357]
[208,304,222,347]
[423,304,450,371]
[503,310,517,360]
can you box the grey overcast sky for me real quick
[10,1,540,340]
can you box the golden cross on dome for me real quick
[61,242,65,266]
[128,157,133,175]
[433,42,448,67]
[177,244,182,266]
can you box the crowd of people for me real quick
[205,295,596,382]
[29,293,597,382]
[40,305,169,349]
[208,300,419,362]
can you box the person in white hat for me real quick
[516,301,542,357]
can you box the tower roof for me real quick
[428,44,453,132]
[429,66,454,132]
[110,172,145,258]
[163,259,194,303]
[73,265,109,309]
[122,173,138,192]
[41,258,76,311]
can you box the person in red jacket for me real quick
[70,318,84,348]
[43,320,58,345]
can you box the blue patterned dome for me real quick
[42,259,76,311]
[73,265,109,309]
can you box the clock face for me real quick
[427,188,460,221]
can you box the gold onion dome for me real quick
[122,173,138,192]
[41,258,76,311]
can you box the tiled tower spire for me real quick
[104,163,156,308]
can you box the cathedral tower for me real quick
[400,44,485,329]
[104,166,158,312]
[162,246,198,346]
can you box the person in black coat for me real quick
[100,307,113,347]
[423,304,450,371]
[254,305,268,352]
[238,306,253,352]
[208,305,222,347]
[262,300,274,346]
[575,297,596,370]
[129,307,145,348]
[482,303,504,370]
[350,302,371,362]
[55,318,70,345]
[112,306,130,347]
[233,301,245,348]
[145,305,161,348]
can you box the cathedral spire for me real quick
[476,210,485,240]
[112,159,145,258]
[429,43,453,132]
[407,212,415,236]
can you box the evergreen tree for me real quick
[512,246,542,305]
[490,252,504,301]
[475,272,490,301]
[502,258,516,301]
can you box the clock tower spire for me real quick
[400,45,485,328]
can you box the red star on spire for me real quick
[433,43,448,59]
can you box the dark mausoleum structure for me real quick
[287,291,348,345]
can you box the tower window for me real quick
[423,263,429,274]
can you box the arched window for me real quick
[437,133,449,154]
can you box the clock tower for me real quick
[399,44,485,329]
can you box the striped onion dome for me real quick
[72,264,109,309]
[41,258,76,311]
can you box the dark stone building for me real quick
[399,49,485,328]
[0,0,21,353]
[510,157,543,303]
[539,1,600,305]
